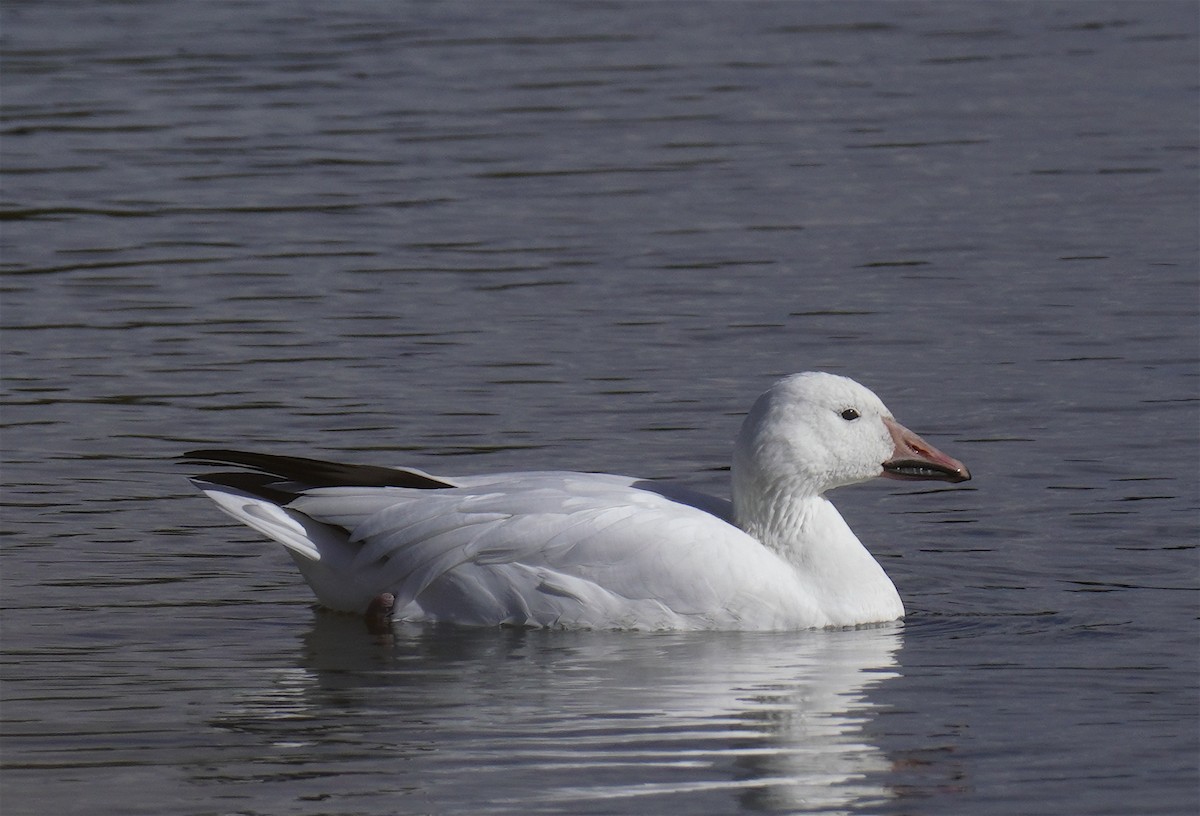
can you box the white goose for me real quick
[186,372,970,631]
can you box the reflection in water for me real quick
[209,613,902,814]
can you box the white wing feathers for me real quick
[199,482,326,562]
[196,471,816,628]
[254,473,807,628]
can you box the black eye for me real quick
[840,408,860,421]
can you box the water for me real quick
[1,1,1197,813]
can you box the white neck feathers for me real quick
[731,406,904,625]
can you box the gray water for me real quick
[2,1,1197,814]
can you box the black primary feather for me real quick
[183,449,455,490]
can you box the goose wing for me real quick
[190,457,809,628]
[294,472,805,627]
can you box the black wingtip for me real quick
[182,449,455,490]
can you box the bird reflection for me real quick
[210,613,903,813]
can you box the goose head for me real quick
[732,373,970,526]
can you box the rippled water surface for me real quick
[2,1,1197,814]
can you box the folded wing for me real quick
[191,462,810,629]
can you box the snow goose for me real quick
[185,372,970,630]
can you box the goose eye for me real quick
[840,408,861,421]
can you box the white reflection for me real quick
[213,616,902,814]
